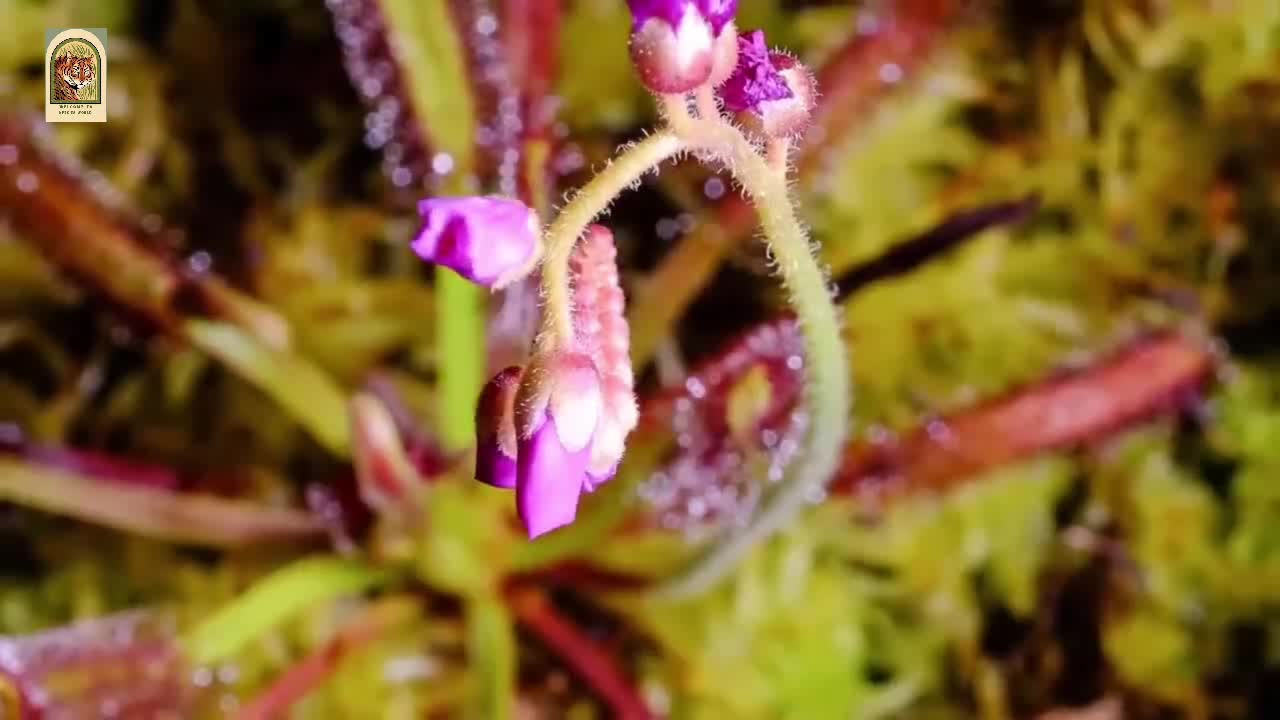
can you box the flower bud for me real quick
[717,30,816,139]
[412,196,540,288]
[706,19,740,87]
[474,365,523,489]
[513,352,604,538]
[350,393,422,513]
[627,0,739,94]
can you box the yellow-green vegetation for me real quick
[2,0,1280,717]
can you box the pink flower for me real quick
[514,353,604,538]
[412,196,539,288]
[472,226,638,539]
[717,30,816,138]
[627,0,739,93]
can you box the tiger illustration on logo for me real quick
[51,46,97,103]
[45,30,107,122]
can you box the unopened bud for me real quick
[474,366,523,489]
[350,393,422,513]
[752,52,816,138]
[629,7,715,94]
[706,19,739,87]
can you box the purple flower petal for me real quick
[717,30,792,113]
[696,0,737,35]
[516,413,592,538]
[627,0,690,31]
[412,196,538,288]
[583,463,617,494]
[475,438,518,489]
[475,365,524,489]
[627,0,736,35]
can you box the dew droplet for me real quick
[431,152,454,175]
[878,62,903,84]
[15,171,38,193]
[191,667,214,688]
[187,250,212,274]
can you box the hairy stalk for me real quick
[646,117,851,600]
[694,85,720,123]
[766,137,790,176]
[537,131,683,349]
[531,96,849,596]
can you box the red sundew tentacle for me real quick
[632,330,1217,532]
[506,588,655,720]
[0,611,193,718]
[448,0,525,196]
[327,0,434,191]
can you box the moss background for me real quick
[2,0,1280,718]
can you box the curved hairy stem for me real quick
[646,119,852,600]
[538,131,683,350]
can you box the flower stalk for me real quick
[536,131,683,350]
[409,2,851,579]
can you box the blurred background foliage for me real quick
[1,0,1280,718]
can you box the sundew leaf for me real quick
[0,458,324,548]
[371,0,486,449]
[377,0,476,174]
[183,319,351,456]
[182,555,389,665]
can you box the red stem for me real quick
[234,600,413,720]
[507,587,655,720]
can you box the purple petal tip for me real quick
[475,439,517,489]
[717,30,792,113]
[627,0,736,35]
[412,196,537,287]
[516,415,590,539]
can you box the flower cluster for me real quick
[625,0,814,141]
[481,226,638,537]
[409,0,834,558]
[415,202,636,537]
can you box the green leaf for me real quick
[0,458,324,548]
[466,595,515,720]
[435,269,486,451]
[374,0,485,450]
[377,0,477,173]
[182,556,389,665]
[183,319,351,456]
